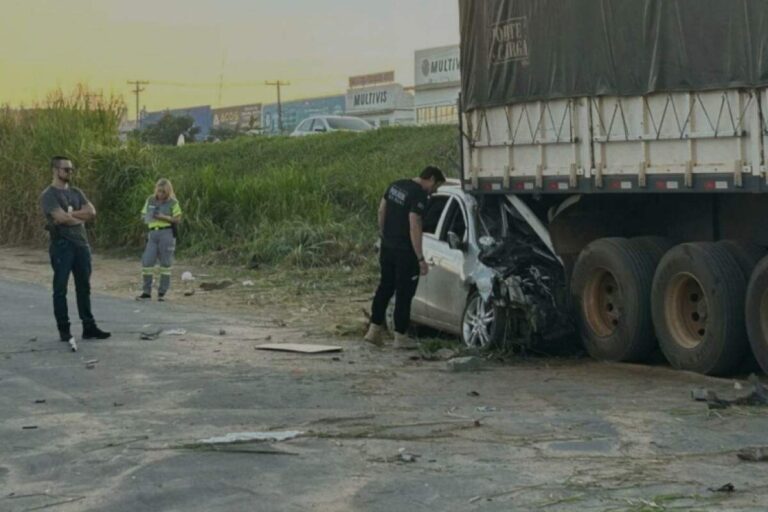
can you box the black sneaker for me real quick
[136,293,151,301]
[59,328,73,342]
[82,325,111,340]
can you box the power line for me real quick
[127,80,149,127]
[265,80,290,134]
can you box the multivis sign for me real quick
[346,84,404,112]
[415,45,461,87]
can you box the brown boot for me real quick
[364,323,384,346]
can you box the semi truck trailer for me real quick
[458,0,768,375]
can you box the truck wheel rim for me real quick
[583,269,622,337]
[463,295,495,349]
[665,273,708,349]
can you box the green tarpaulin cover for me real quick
[460,0,768,110]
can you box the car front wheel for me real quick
[461,291,507,350]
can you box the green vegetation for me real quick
[0,88,459,269]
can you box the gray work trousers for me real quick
[141,228,176,295]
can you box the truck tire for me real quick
[571,238,658,362]
[461,290,507,350]
[632,236,675,261]
[716,240,766,279]
[651,242,748,375]
[746,255,768,374]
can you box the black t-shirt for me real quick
[381,179,428,251]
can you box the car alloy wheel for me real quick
[462,293,496,349]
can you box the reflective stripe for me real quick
[147,220,172,229]
[160,269,172,275]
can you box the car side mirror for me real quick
[447,231,466,251]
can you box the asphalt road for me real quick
[2,277,768,511]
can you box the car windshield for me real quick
[326,118,372,131]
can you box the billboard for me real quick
[349,71,395,88]
[212,103,262,132]
[415,45,461,88]
[261,95,345,135]
[142,105,213,138]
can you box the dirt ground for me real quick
[2,246,768,511]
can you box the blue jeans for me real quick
[49,239,95,331]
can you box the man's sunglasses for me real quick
[57,166,75,173]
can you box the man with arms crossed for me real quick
[365,166,446,349]
[40,156,111,347]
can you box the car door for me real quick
[410,194,451,324]
[423,197,471,332]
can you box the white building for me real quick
[345,72,415,127]
[414,45,461,125]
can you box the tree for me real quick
[140,114,200,145]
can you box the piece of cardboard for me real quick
[256,343,342,354]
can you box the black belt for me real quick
[149,226,172,231]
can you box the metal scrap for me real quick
[198,431,303,444]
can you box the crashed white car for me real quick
[388,182,571,349]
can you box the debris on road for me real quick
[164,329,187,336]
[397,452,420,463]
[28,337,37,342]
[691,377,768,409]
[476,406,498,413]
[198,431,303,444]
[708,483,735,493]
[738,447,768,462]
[199,279,234,292]
[139,328,163,340]
[468,391,480,397]
[218,329,227,336]
[22,425,38,430]
[242,280,255,287]
[85,359,98,369]
[256,343,342,354]
[181,271,194,282]
[34,399,46,404]
[447,356,484,372]
[113,402,124,407]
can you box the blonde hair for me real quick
[154,178,176,200]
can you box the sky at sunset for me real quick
[0,0,459,118]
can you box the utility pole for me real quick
[127,80,149,129]
[265,80,290,134]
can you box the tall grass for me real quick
[1,89,459,268]
[0,86,127,243]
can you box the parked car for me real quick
[386,182,571,350]
[290,115,373,137]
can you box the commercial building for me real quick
[142,105,213,139]
[212,103,262,133]
[414,45,461,125]
[261,95,345,135]
[345,71,415,127]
